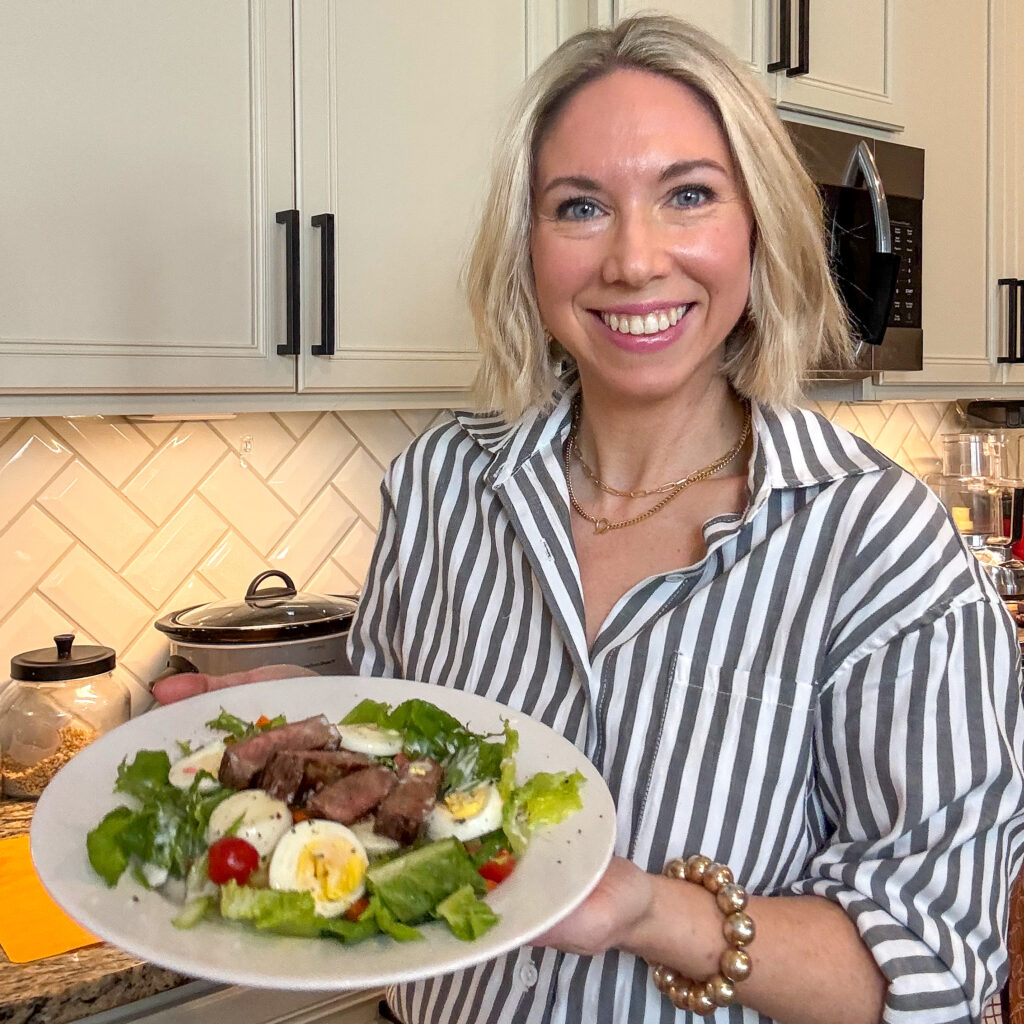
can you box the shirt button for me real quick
[519,962,539,987]
[665,573,684,583]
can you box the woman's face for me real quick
[531,68,754,407]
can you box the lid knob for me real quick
[54,634,75,660]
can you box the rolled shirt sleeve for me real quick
[788,595,1024,1021]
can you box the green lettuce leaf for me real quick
[434,884,499,941]
[503,770,585,854]
[86,758,232,887]
[205,709,286,741]
[219,881,380,942]
[364,895,423,941]
[86,806,136,886]
[340,698,391,725]
[366,836,485,923]
[115,749,171,800]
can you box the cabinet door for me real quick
[989,0,1024,385]
[0,0,296,395]
[867,0,993,392]
[615,0,768,83]
[774,0,901,129]
[297,1,534,397]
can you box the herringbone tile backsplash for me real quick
[0,400,969,709]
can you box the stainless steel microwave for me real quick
[786,121,924,379]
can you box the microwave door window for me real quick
[824,184,901,346]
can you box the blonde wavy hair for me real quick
[466,13,852,419]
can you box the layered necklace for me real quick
[564,395,752,535]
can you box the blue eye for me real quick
[670,185,713,208]
[555,197,603,221]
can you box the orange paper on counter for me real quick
[0,834,99,963]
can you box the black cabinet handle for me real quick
[998,278,1024,364]
[767,0,792,72]
[276,209,300,355]
[786,0,810,77]
[310,213,335,356]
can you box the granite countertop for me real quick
[0,799,190,1024]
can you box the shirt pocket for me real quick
[627,653,819,890]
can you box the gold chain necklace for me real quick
[564,397,751,535]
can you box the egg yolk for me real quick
[444,785,489,821]
[296,838,365,903]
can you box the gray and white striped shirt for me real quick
[348,381,1024,1023]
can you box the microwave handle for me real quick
[842,141,892,255]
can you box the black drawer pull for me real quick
[787,0,810,77]
[998,278,1024,364]
[767,0,792,72]
[276,209,300,356]
[310,213,335,356]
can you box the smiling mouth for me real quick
[599,305,690,336]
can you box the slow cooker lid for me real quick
[156,571,358,642]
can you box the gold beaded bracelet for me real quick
[650,855,756,1016]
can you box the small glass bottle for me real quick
[0,634,129,799]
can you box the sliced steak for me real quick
[374,757,443,845]
[218,714,339,789]
[259,751,307,804]
[260,748,375,805]
[302,749,375,793]
[305,765,396,824]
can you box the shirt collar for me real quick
[455,377,892,494]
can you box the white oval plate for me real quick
[30,676,615,990]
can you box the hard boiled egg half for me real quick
[336,723,404,756]
[206,789,293,865]
[426,782,503,842]
[168,740,226,793]
[268,819,369,918]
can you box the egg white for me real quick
[336,723,404,757]
[268,819,369,917]
[168,740,226,793]
[426,782,504,842]
[349,815,402,857]
[206,789,293,863]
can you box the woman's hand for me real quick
[530,856,656,956]
[151,664,318,704]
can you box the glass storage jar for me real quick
[0,633,129,798]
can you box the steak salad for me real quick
[86,698,585,945]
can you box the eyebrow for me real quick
[539,159,729,195]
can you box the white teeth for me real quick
[600,305,687,336]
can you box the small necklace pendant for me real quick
[594,517,610,534]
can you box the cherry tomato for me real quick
[207,836,260,885]
[344,897,370,922]
[478,850,516,885]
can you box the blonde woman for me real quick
[157,14,1024,1024]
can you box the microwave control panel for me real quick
[887,194,922,329]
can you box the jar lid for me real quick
[154,570,358,643]
[11,633,117,681]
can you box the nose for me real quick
[601,207,673,288]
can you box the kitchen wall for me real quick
[0,399,963,711]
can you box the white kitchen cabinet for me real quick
[295,2,527,395]
[0,0,297,396]
[988,0,1024,389]
[613,0,902,131]
[0,0,561,411]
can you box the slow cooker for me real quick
[152,570,358,682]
